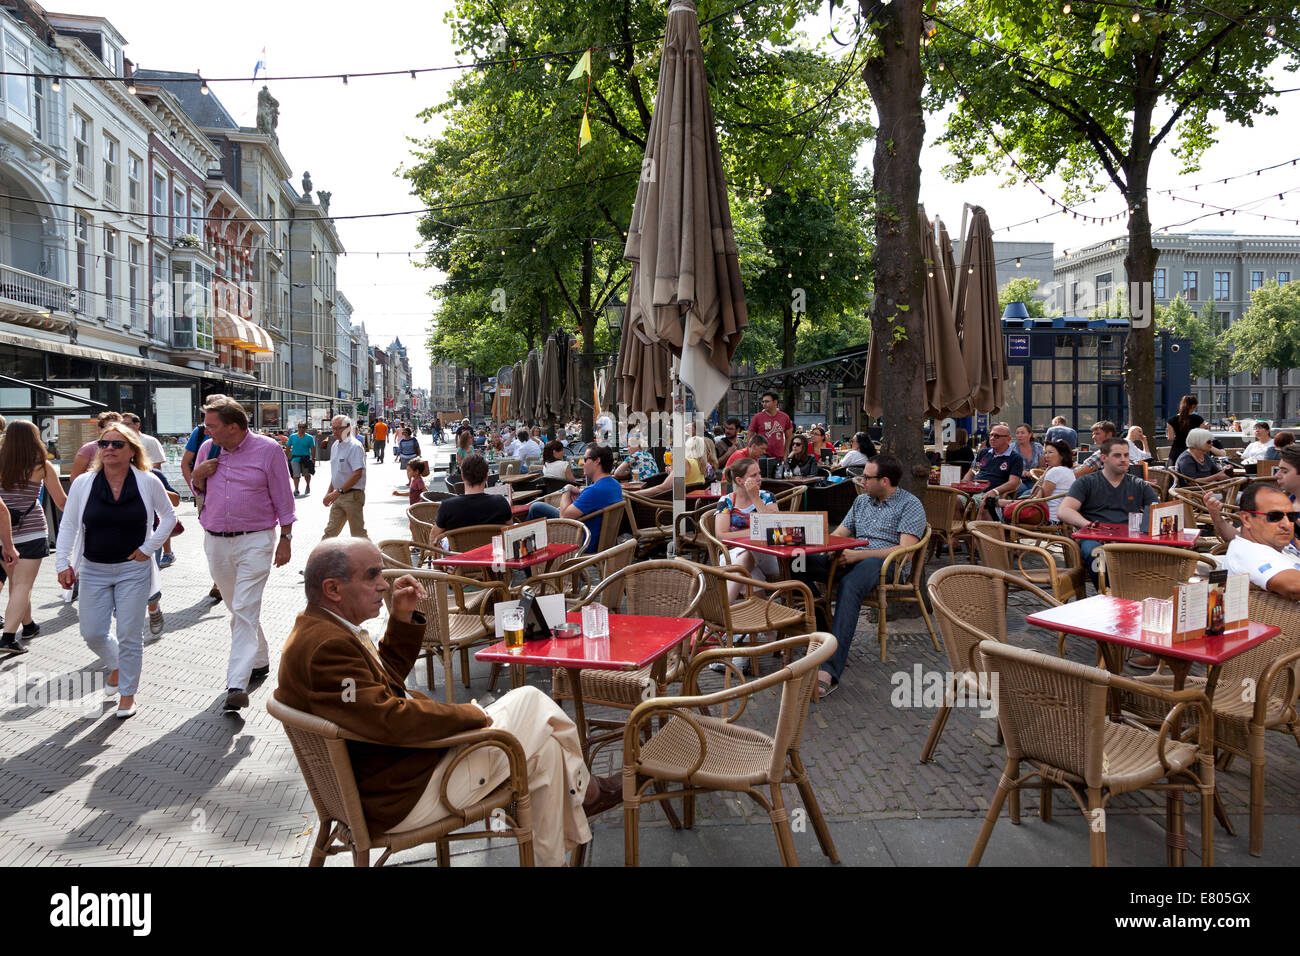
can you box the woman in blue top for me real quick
[714,457,780,593]
[395,427,422,469]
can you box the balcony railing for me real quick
[0,263,75,330]
[104,179,120,207]
[75,163,93,190]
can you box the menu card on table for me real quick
[485,483,512,502]
[940,465,963,487]
[749,511,828,547]
[1147,501,1184,537]
[1172,571,1249,643]
[499,517,548,560]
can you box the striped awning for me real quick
[212,308,243,344]
[244,321,274,353]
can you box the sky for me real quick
[47,1,1300,390]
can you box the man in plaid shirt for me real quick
[800,454,926,700]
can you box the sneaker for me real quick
[708,656,749,676]
[148,608,164,636]
[223,688,249,711]
[157,553,176,569]
[209,585,222,601]
[21,621,39,638]
[0,634,27,656]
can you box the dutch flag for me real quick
[253,47,267,82]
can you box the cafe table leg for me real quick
[566,668,590,763]
[1161,657,1196,867]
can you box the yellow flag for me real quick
[567,50,591,81]
[579,110,592,148]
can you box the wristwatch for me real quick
[280,531,293,541]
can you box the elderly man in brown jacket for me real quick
[275,538,619,866]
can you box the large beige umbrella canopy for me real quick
[539,333,563,425]
[616,0,748,417]
[865,206,974,418]
[508,361,523,421]
[518,349,541,426]
[953,207,1007,414]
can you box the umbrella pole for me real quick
[670,358,686,559]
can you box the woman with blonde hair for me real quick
[55,424,175,718]
[0,422,66,654]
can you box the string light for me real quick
[199,75,209,96]
[1062,2,1071,11]
[126,78,136,94]
[1015,257,1022,268]
[342,74,349,85]
[50,78,60,92]
[1131,11,1140,22]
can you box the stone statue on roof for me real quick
[256,86,279,142]
[301,171,312,200]
[317,191,331,216]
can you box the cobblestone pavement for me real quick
[2,435,1297,866]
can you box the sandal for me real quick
[815,672,838,701]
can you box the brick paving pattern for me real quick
[2,436,1296,866]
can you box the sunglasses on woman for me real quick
[1243,509,1300,524]
[97,439,127,449]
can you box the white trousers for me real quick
[203,529,275,690]
[389,686,592,866]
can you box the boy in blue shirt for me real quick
[528,444,623,552]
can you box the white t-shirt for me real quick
[543,459,572,480]
[1241,440,1272,463]
[840,449,869,468]
[1128,440,1152,462]
[1038,465,1076,522]
[1225,536,1300,590]
[138,432,167,466]
[515,439,543,461]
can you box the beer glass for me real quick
[503,608,526,652]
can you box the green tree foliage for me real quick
[1155,294,1222,383]
[929,1,1300,439]
[1226,280,1300,421]
[998,276,1047,318]
[402,0,874,432]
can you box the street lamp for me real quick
[603,296,626,339]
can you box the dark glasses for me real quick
[97,439,127,449]
[1243,509,1300,524]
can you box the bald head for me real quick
[304,538,378,608]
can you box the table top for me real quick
[730,534,870,558]
[686,489,723,501]
[475,612,704,670]
[950,481,989,493]
[434,541,578,570]
[1026,594,1281,667]
[761,475,823,486]
[1071,523,1201,547]
[510,503,532,518]
[500,472,543,486]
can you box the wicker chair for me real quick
[1001,493,1068,529]
[542,475,572,495]
[967,521,1087,603]
[497,458,522,477]
[585,498,631,554]
[625,490,675,558]
[804,479,860,529]
[621,633,840,867]
[553,560,705,756]
[1146,467,1176,500]
[380,568,503,701]
[377,538,437,571]
[421,490,454,505]
[969,641,1216,867]
[1120,587,1300,856]
[267,697,534,867]
[921,566,1061,763]
[673,501,723,563]
[769,485,807,512]
[1095,543,1217,599]
[519,540,638,607]
[922,485,974,564]
[823,526,939,661]
[689,561,817,677]
[407,502,440,547]
[540,517,591,563]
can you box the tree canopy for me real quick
[1226,279,1300,420]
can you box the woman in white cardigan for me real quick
[55,426,175,718]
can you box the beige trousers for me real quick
[389,686,592,866]
[322,488,368,539]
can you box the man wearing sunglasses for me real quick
[1206,444,1300,558]
[1224,484,1300,600]
[527,444,622,553]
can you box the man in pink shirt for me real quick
[190,396,296,712]
[748,392,792,461]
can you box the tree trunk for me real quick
[1122,97,1158,442]
[782,301,797,423]
[579,239,596,443]
[1278,369,1288,423]
[861,0,928,494]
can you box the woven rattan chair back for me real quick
[692,561,737,629]
[381,569,452,655]
[377,538,423,570]
[1095,543,1216,600]
[923,485,967,538]
[771,485,807,512]
[927,566,1013,674]
[497,458,522,477]
[543,517,591,555]
[407,502,441,547]
[588,499,630,554]
[769,632,835,777]
[1146,467,1175,500]
[267,697,374,849]
[1228,587,1300,707]
[585,559,704,618]
[978,641,1109,786]
[441,523,508,553]
[421,490,454,504]
[806,480,859,528]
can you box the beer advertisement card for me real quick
[1147,501,1184,538]
[499,517,548,561]
[748,511,828,546]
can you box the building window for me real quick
[1251,392,1264,413]
[1250,270,1264,292]
[190,198,202,241]
[128,240,142,328]
[194,265,213,350]
[172,186,185,239]
[103,226,116,321]
[802,389,819,415]
[1183,271,1198,301]
[1070,281,1079,312]
[1280,272,1292,285]
[1251,370,1262,386]
[32,74,44,140]
[1095,272,1113,307]
[102,135,119,207]
[127,154,143,215]
[74,111,92,190]
[102,42,122,77]
[1213,271,1230,301]
[3,31,30,120]
[75,214,90,299]
[152,173,167,238]
[1153,268,1166,300]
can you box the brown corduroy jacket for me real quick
[274,606,488,833]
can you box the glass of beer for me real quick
[503,608,526,653]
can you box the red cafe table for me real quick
[433,540,578,572]
[476,611,705,761]
[729,534,870,617]
[1026,593,1281,861]
[950,481,990,494]
[1071,522,1201,548]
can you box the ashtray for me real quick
[552,623,582,640]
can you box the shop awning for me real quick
[212,308,247,345]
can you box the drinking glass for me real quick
[503,608,526,652]
[1128,512,1143,536]
[1141,597,1172,634]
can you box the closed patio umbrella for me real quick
[864,206,974,419]
[953,206,1006,414]
[518,349,541,426]
[539,333,563,425]
[559,333,583,422]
